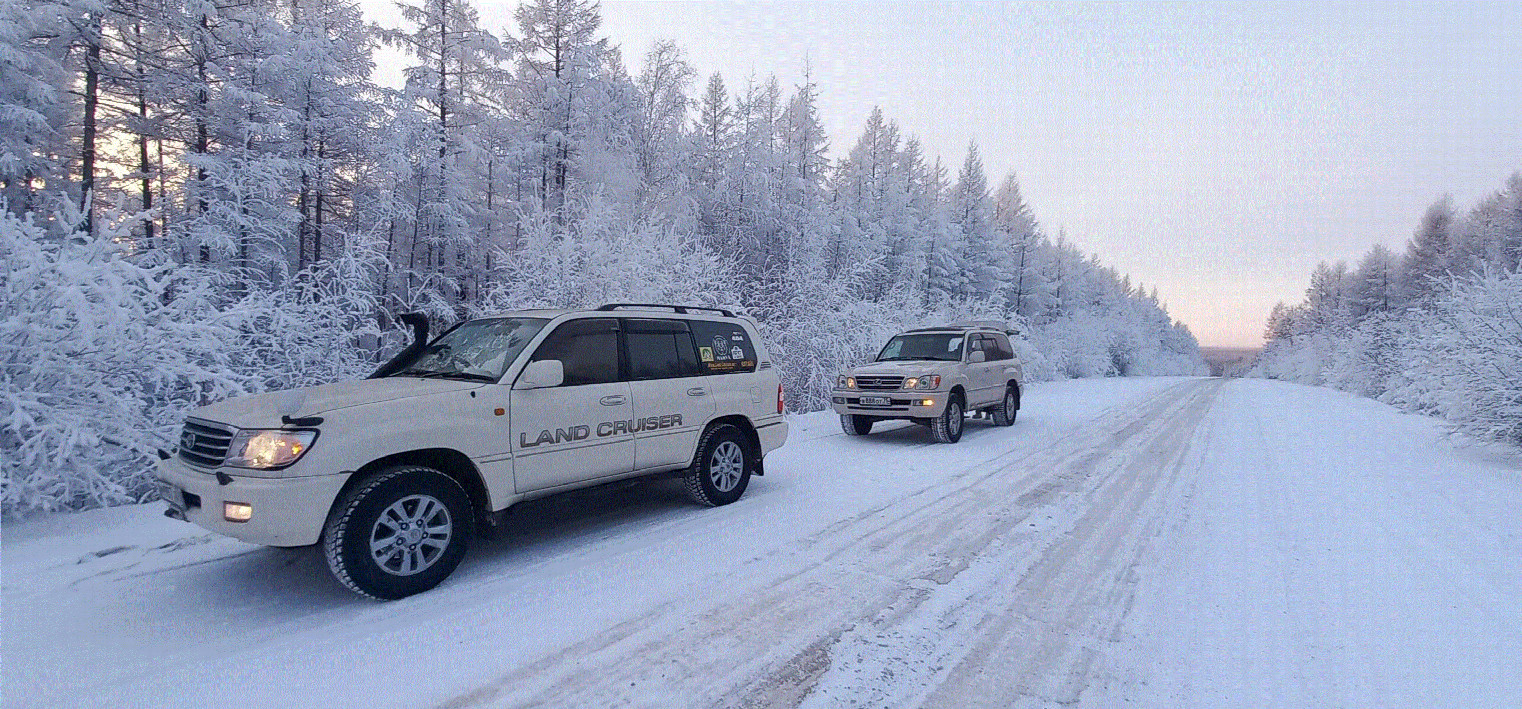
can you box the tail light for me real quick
[777,383,785,414]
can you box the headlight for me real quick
[838,375,856,389]
[905,375,941,390]
[225,429,318,469]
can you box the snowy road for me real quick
[5,377,1521,708]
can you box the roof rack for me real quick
[947,320,1012,331]
[906,321,1016,334]
[595,303,737,318]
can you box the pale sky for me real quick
[366,1,1522,347]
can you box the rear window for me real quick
[990,333,1015,361]
[690,321,757,374]
[624,319,703,380]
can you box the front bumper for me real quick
[156,457,350,547]
[830,390,948,418]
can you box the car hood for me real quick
[191,378,484,428]
[848,361,951,377]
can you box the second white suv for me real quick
[831,322,1022,443]
[157,304,788,599]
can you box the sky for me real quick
[364,1,1522,348]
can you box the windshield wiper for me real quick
[393,369,495,382]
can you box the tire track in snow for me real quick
[436,379,1222,708]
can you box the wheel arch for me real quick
[692,414,764,475]
[332,448,490,529]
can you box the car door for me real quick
[989,332,1021,389]
[623,318,715,472]
[967,334,1001,406]
[510,318,635,493]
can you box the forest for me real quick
[1256,173,1522,447]
[1,0,1203,514]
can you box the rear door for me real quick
[510,318,634,492]
[967,334,1002,406]
[988,332,1021,389]
[623,318,715,472]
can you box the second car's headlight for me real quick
[904,375,941,390]
[225,429,318,469]
[838,375,856,389]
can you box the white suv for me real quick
[157,304,788,599]
[831,322,1022,443]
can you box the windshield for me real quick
[876,333,965,362]
[392,317,549,382]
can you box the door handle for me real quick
[599,395,626,406]
[687,387,708,397]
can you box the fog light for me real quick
[224,501,253,523]
[919,399,935,406]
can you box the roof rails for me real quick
[947,320,1013,331]
[595,303,737,318]
[907,321,1018,334]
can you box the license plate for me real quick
[860,396,891,407]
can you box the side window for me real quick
[624,319,702,380]
[689,320,757,375]
[529,318,620,387]
[968,335,989,358]
[990,333,1014,361]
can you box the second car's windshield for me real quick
[394,317,549,381]
[877,334,964,362]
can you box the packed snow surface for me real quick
[4,377,1520,707]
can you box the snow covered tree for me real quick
[1401,195,1455,302]
[0,0,71,220]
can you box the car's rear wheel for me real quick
[992,386,1019,427]
[686,424,752,507]
[931,396,964,443]
[840,414,874,436]
[323,465,471,600]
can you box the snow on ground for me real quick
[3,377,1520,708]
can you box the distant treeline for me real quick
[1255,173,1522,445]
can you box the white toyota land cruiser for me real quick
[157,304,788,599]
[831,322,1022,444]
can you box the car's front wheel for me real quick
[323,465,471,600]
[840,414,874,436]
[931,396,964,443]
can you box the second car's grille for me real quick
[178,419,235,468]
[856,376,905,391]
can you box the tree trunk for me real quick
[80,13,102,237]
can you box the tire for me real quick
[685,424,752,507]
[931,395,965,444]
[992,386,1019,427]
[323,465,471,600]
[840,414,874,436]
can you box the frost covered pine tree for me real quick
[383,0,509,302]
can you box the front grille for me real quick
[178,419,236,468]
[855,375,905,391]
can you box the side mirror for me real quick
[968,351,987,364]
[517,360,564,389]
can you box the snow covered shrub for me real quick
[220,234,391,392]
[1418,270,1522,444]
[0,211,248,514]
